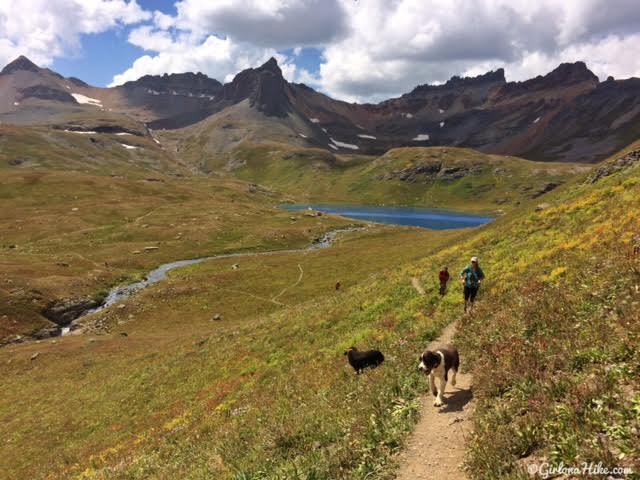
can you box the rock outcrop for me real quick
[42,298,102,326]
[381,162,483,183]
[587,148,640,183]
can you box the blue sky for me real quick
[3,0,640,102]
[52,30,146,86]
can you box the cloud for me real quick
[172,0,349,48]
[312,0,640,101]
[110,32,301,86]
[7,0,637,102]
[109,1,337,86]
[0,0,150,67]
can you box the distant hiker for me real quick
[460,256,485,313]
[335,281,342,291]
[438,267,450,296]
[633,235,640,257]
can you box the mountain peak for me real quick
[544,61,598,84]
[1,55,41,75]
[257,57,282,76]
[408,68,505,97]
[444,68,506,87]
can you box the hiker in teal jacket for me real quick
[460,256,485,313]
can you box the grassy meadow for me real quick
[1,121,639,479]
[0,129,357,340]
[1,225,464,479]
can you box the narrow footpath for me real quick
[395,321,474,480]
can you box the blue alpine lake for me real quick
[281,204,494,230]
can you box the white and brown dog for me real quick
[418,345,460,406]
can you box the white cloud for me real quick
[153,10,175,30]
[315,0,640,101]
[128,26,175,52]
[0,0,150,68]
[110,32,302,86]
[171,0,349,48]
[116,0,640,102]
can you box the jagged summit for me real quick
[409,68,506,96]
[542,61,598,85]
[515,61,598,90]
[122,71,222,96]
[257,57,283,76]
[1,55,41,75]
[492,61,599,101]
[219,56,290,117]
[444,68,506,87]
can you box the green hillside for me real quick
[1,128,638,480]
[207,142,590,214]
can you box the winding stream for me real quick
[61,228,359,335]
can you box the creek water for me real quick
[60,228,357,334]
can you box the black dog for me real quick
[344,347,384,374]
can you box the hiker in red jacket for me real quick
[439,267,450,296]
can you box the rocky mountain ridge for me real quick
[1,55,640,162]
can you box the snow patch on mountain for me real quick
[330,138,359,150]
[413,134,430,141]
[71,93,102,107]
[357,134,377,139]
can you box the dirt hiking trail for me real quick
[411,277,426,295]
[395,321,474,480]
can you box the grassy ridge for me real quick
[225,143,588,214]
[0,124,178,174]
[452,146,640,477]
[394,140,640,477]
